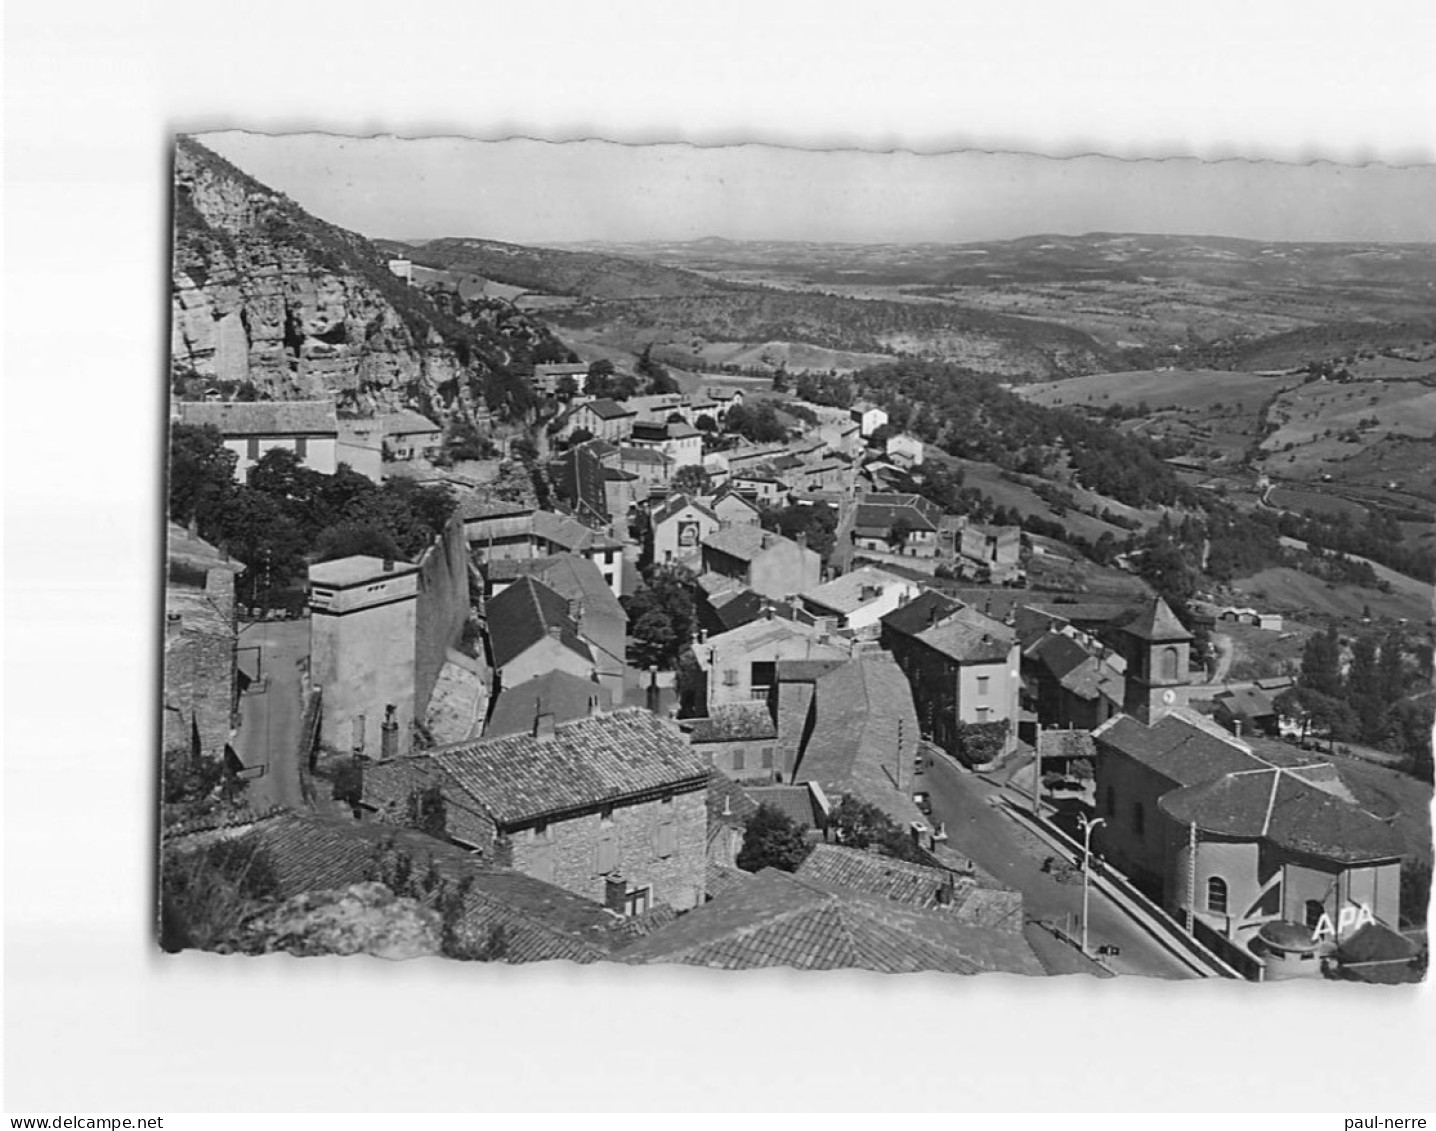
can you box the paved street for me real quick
[920,751,1198,979]
[235,617,311,810]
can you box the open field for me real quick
[1232,566,1431,625]
[1220,619,1315,682]
[1016,368,1295,413]
[940,456,1141,543]
[1265,485,1370,520]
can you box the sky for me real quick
[197,131,1436,247]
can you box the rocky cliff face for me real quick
[171,137,527,419]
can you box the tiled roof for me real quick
[1158,766,1405,863]
[703,524,804,563]
[484,670,612,739]
[163,812,625,963]
[167,522,243,574]
[530,510,622,552]
[380,409,441,436]
[800,567,911,616]
[550,443,610,524]
[359,755,493,849]
[454,495,535,523]
[1095,713,1258,787]
[175,399,338,436]
[796,655,924,828]
[431,708,710,826]
[710,589,767,632]
[745,785,824,829]
[796,844,1024,934]
[1036,729,1096,761]
[706,860,756,900]
[1027,632,1093,681]
[687,702,778,743]
[614,868,1041,975]
[485,576,592,670]
[617,447,672,466]
[505,553,626,624]
[707,771,760,828]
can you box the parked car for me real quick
[912,791,933,816]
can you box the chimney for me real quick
[646,666,661,713]
[533,701,556,738]
[547,624,564,640]
[383,557,395,573]
[568,597,585,623]
[604,875,627,914]
[380,705,399,760]
[935,879,954,907]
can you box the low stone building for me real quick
[684,702,781,785]
[408,710,711,913]
[701,524,820,602]
[175,399,339,481]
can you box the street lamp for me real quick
[1078,814,1106,956]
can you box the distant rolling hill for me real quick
[376,236,727,300]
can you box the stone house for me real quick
[684,702,782,785]
[163,522,245,760]
[706,489,763,528]
[851,493,944,559]
[850,403,889,438]
[175,399,339,481]
[885,432,925,468]
[701,524,820,601]
[552,397,637,444]
[531,362,590,397]
[414,710,711,913]
[379,409,443,462]
[681,613,850,717]
[627,420,704,469]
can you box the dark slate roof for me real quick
[176,399,337,436]
[1027,632,1093,681]
[585,398,636,420]
[550,443,609,524]
[614,868,1041,975]
[485,576,593,670]
[745,785,825,830]
[880,590,962,637]
[1114,597,1193,643]
[1095,714,1260,787]
[515,553,626,624]
[1158,767,1405,864]
[915,604,1015,665]
[163,812,625,963]
[687,702,778,743]
[485,671,612,740]
[852,493,943,535]
[710,588,768,632]
[1214,686,1277,719]
[432,708,710,826]
[651,493,718,527]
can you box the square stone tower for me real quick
[308,555,419,759]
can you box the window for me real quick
[531,821,551,842]
[351,715,366,753]
[247,437,260,460]
[1132,802,1145,837]
[977,675,990,696]
[723,669,739,687]
[295,437,308,459]
[1161,646,1181,683]
[732,748,746,772]
[624,886,652,917]
[976,706,990,722]
[1305,900,1326,930]
[656,823,677,858]
[595,837,618,875]
[1206,877,1228,915]
[761,746,774,770]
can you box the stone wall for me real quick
[506,785,708,912]
[163,603,235,759]
[414,517,473,723]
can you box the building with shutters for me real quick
[175,399,339,482]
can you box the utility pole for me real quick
[1079,814,1106,956]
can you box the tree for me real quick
[671,465,710,496]
[160,839,279,953]
[168,423,238,530]
[735,804,812,873]
[554,375,579,401]
[887,514,917,551]
[1298,625,1344,700]
[625,566,698,670]
[829,796,928,864]
[694,414,718,433]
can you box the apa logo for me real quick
[1312,904,1375,940]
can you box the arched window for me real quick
[1305,900,1326,930]
[1206,877,1228,915]
[1161,646,1180,683]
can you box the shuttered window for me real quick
[595,837,618,875]
[656,823,677,858]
